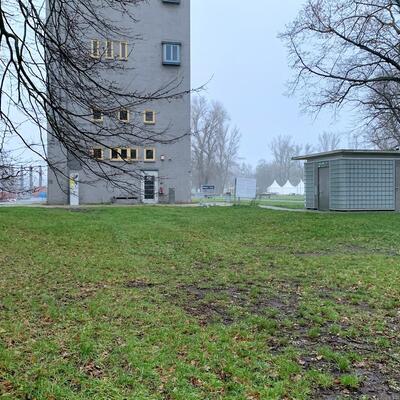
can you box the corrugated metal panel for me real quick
[330,159,395,210]
[304,162,315,209]
[330,160,346,210]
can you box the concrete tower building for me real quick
[47,0,191,205]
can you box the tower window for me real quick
[162,42,181,65]
[92,109,103,122]
[144,148,156,162]
[111,148,120,160]
[105,40,114,59]
[92,148,103,160]
[120,148,128,159]
[119,109,129,122]
[119,41,128,60]
[144,110,156,124]
[91,40,100,58]
[130,148,138,161]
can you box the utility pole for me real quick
[29,166,33,192]
[39,166,43,187]
[19,166,24,195]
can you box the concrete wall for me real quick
[330,159,395,211]
[47,0,191,204]
[304,162,316,209]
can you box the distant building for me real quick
[0,192,17,202]
[47,0,191,205]
[293,150,400,211]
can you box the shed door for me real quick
[318,167,330,211]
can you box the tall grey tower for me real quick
[47,0,191,205]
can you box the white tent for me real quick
[296,180,305,195]
[268,180,283,194]
[282,180,296,195]
[268,179,305,196]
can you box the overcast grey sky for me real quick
[191,0,353,165]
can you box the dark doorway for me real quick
[144,175,155,201]
[318,167,330,211]
[142,171,159,204]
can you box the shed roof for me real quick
[292,149,400,161]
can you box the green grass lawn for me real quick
[258,201,305,210]
[193,195,305,210]
[0,206,399,399]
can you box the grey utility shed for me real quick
[293,150,400,211]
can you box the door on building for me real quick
[142,171,159,204]
[318,167,330,211]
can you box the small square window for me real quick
[119,109,129,122]
[111,148,120,160]
[105,40,114,59]
[120,148,128,159]
[91,40,100,58]
[144,148,156,162]
[92,109,103,122]
[119,41,128,60]
[144,110,156,124]
[130,148,138,161]
[162,42,181,65]
[92,148,103,160]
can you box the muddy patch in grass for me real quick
[356,369,400,399]
[292,331,400,399]
[125,280,156,289]
[56,282,110,305]
[175,281,400,399]
[170,281,302,326]
[175,285,237,325]
[315,369,400,400]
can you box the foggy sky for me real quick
[191,0,354,164]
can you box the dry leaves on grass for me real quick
[81,362,104,378]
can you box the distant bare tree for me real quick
[191,97,219,187]
[318,132,342,152]
[255,160,278,191]
[270,135,303,184]
[258,136,313,189]
[235,162,254,179]
[191,97,241,192]
[281,0,400,148]
[215,124,241,193]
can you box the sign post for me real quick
[235,178,257,203]
[201,185,216,197]
[69,172,79,206]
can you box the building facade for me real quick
[47,0,191,205]
[294,150,400,211]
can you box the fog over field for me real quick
[191,0,353,164]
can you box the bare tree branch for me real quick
[0,0,193,195]
[281,0,400,148]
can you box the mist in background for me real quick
[191,0,353,164]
